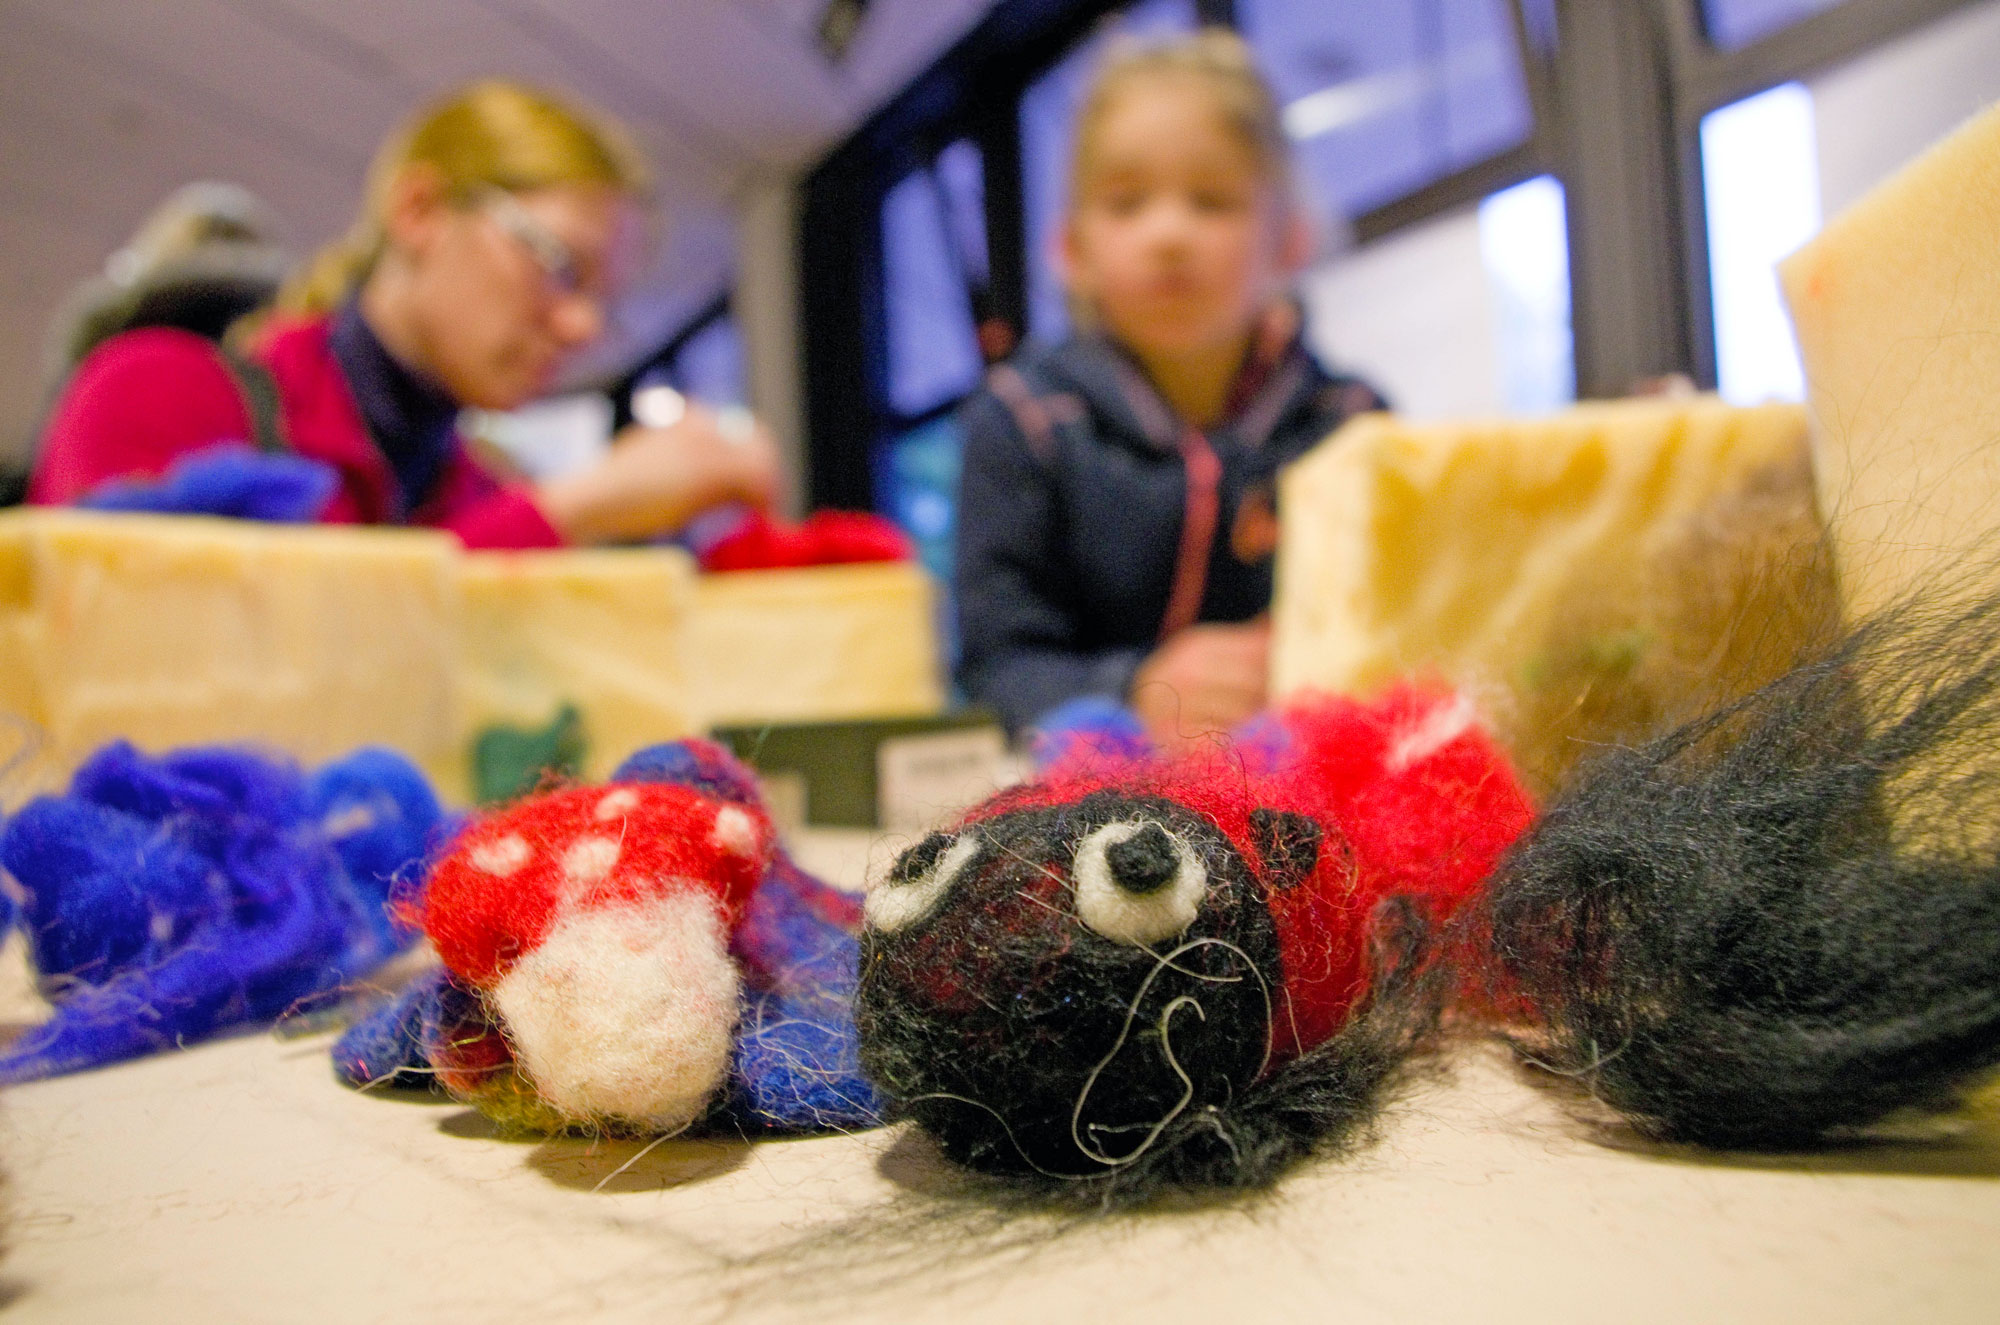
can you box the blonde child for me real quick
[954,29,1384,745]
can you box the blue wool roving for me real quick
[724,851,884,1131]
[309,746,458,950]
[1028,697,1296,776]
[78,442,339,522]
[1027,695,1153,771]
[333,738,883,1133]
[0,741,450,1084]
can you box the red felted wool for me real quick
[699,509,912,572]
[853,687,1533,1192]
[798,510,914,564]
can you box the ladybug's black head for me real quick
[854,791,1287,1180]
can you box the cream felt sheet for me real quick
[1782,96,2000,616]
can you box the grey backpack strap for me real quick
[216,347,289,456]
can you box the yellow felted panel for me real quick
[0,511,945,799]
[457,548,697,782]
[1780,99,2000,615]
[1271,398,1838,796]
[0,510,462,794]
[683,563,944,727]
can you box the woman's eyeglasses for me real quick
[477,188,593,302]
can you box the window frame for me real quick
[802,0,1147,511]
[1553,0,1983,395]
[796,0,1986,509]
[609,289,736,433]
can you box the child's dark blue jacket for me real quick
[953,314,1386,735]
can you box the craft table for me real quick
[4,828,1998,1324]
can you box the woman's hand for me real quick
[535,405,781,545]
[1129,618,1271,751]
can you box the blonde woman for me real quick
[31,81,777,548]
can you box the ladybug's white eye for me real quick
[865,832,979,934]
[1071,820,1206,945]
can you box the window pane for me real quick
[1301,173,1572,418]
[935,138,990,288]
[1809,0,2000,216]
[671,314,746,407]
[1245,0,1534,219]
[1705,1,2000,403]
[875,412,964,588]
[1701,0,1846,51]
[1478,174,1575,413]
[1701,83,1818,404]
[882,156,985,417]
[1018,0,1199,344]
[1518,0,1557,54]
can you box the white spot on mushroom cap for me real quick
[710,805,761,859]
[469,834,532,877]
[594,788,641,821]
[562,835,621,887]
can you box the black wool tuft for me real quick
[1480,583,2000,1148]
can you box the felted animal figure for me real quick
[855,688,1535,1194]
[0,741,447,1084]
[334,738,883,1136]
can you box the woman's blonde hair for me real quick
[276,80,649,317]
[1069,27,1292,203]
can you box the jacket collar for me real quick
[327,300,459,520]
[1043,301,1317,454]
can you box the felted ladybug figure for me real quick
[855,689,1534,1194]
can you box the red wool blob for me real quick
[698,509,913,573]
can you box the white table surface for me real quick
[4,829,1999,1324]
